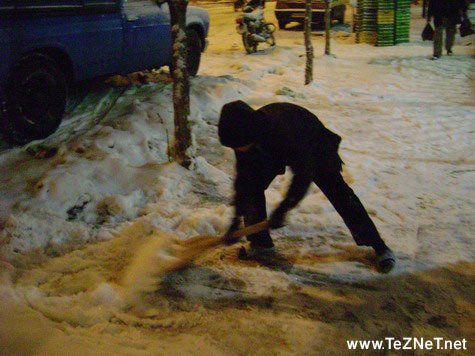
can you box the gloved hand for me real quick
[268,206,287,229]
[222,216,242,245]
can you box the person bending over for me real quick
[218,100,396,273]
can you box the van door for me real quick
[0,0,14,11]
[12,0,123,81]
[14,1,83,12]
[122,1,172,74]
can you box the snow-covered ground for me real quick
[1,3,474,354]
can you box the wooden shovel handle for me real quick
[176,220,269,249]
[228,220,269,239]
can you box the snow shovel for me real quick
[121,221,269,300]
[168,220,269,269]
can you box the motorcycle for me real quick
[235,6,276,54]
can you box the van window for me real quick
[84,0,119,5]
[12,0,120,12]
[0,0,14,9]
[14,1,82,7]
[13,1,120,8]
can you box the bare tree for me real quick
[156,0,191,168]
[304,0,313,84]
[324,0,331,55]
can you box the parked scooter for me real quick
[235,5,276,54]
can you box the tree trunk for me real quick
[169,0,192,168]
[324,0,331,55]
[304,0,313,85]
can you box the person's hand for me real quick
[268,206,287,229]
[222,216,242,245]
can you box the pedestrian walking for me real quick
[427,0,468,59]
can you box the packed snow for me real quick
[0,2,474,354]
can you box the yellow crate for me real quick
[377,10,394,25]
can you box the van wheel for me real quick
[186,29,202,77]
[1,53,67,144]
[169,29,202,77]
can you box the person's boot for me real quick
[238,245,276,260]
[375,247,396,273]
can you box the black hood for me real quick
[218,100,260,148]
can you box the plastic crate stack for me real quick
[355,0,378,45]
[394,0,411,44]
[377,0,395,46]
[355,0,411,46]
[354,0,363,41]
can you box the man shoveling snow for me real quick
[218,100,396,273]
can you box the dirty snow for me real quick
[0,2,474,354]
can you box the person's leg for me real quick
[313,170,387,253]
[314,168,395,272]
[433,24,444,58]
[445,22,456,54]
[242,190,274,249]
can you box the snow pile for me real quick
[0,75,250,257]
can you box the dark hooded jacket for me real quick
[221,101,342,216]
[428,0,468,26]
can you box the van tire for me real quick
[169,29,202,77]
[186,29,202,77]
[1,53,67,144]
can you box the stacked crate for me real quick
[353,0,363,41]
[355,0,411,46]
[394,0,411,44]
[355,0,378,45]
[377,0,395,46]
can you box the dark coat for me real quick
[233,102,342,216]
[428,0,468,26]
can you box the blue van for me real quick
[0,0,209,143]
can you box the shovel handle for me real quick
[228,220,268,240]
[176,220,269,249]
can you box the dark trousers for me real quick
[433,17,456,57]
[243,169,387,251]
